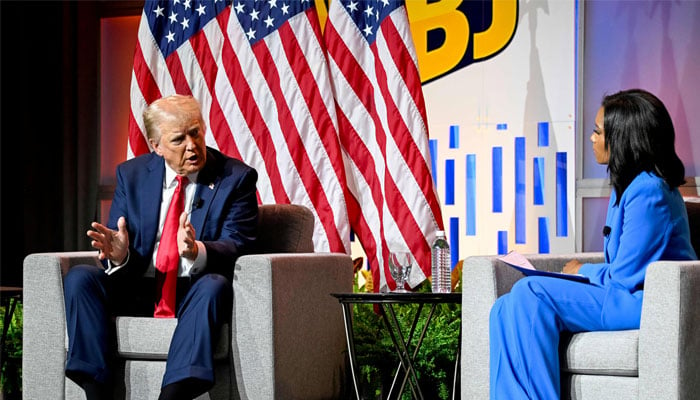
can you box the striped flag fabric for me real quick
[129,0,351,254]
[129,0,443,291]
[324,0,444,291]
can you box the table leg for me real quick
[451,327,461,400]
[387,302,422,399]
[381,305,419,400]
[398,303,437,397]
[340,302,362,400]
[382,303,435,400]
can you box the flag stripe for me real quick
[327,18,401,288]
[218,23,291,205]
[379,17,438,212]
[371,44,431,276]
[128,1,440,284]
[325,0,443,291]
[165,51,192,95]
[282,15,347,200]
[190,11,244,159]
[132,41,163,107]
[130,41,161,155]
[381,15,428,128]
[128,110,151,156]
[226,5,349,252]
[372,35,435,273]
[252,34,344,251]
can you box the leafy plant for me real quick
[0,301,23,399]
[351,262,462,399]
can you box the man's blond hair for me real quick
[142,95,205,143]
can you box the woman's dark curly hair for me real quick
[602,89,685,205]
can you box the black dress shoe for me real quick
[66,371,111,400]
[159,378,210,400]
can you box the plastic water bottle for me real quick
[431,230,451,293]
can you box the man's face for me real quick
[151,116,207,175]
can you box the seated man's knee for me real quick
[193,274,231,302]
[64,265,104,292]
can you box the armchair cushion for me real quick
[561,330,638,376]
[114,318,229,360]
[253,203,315,253]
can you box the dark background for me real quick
[0,1,142,287]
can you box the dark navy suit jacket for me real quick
[105,146,258,282]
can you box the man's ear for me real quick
[150,139,162,155]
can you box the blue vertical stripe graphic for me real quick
[492,147,502,213]
[445,159,455,205]
[533,157,545,205]
[429,139,438,186]
[466,154,476,235]
[450,217,459,269]
[515,137,526,244]
[449,125,459,149]
[556,152,568,236]
[538,217,550,253]
[538,122,549,147]
[498,231,508,255]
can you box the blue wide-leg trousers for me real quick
[489,276,640,399]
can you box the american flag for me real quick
[129,0,351,254]
[129,0,442,291]
[324,0,443,291]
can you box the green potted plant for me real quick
[0,302,22,400]
[350,260,462,399]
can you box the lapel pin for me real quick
[209,183,215,190]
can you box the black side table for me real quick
[331,292,461,400]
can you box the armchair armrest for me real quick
[460,252,604,399]
[22,251,102,400]
[231,252,353,400]
[639,260,700,400]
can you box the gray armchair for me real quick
[461,199,700,400]
[23,204,353,399]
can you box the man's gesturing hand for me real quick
[178,211,198,259]
[88,216,129,265]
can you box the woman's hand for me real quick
[563,259,583,274]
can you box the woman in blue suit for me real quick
[489,89,697,399]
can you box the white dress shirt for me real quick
[105,164,207,276]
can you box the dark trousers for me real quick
[62,265,232,389]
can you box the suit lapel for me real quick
[141,154,165,252]
[190,152,220,239]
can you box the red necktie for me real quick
[154,175,187,318]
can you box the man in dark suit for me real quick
[63,94,258,400]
